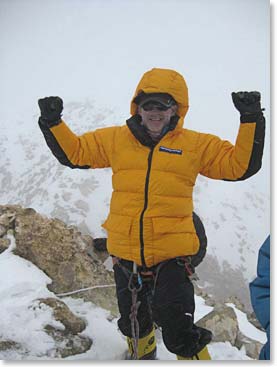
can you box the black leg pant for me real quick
[113,258,211,357]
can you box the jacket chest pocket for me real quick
[154,148,199,178]
[102,214,133,236]
[152,216,196,234]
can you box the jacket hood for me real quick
[130,68,189,121]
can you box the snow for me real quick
[194,295,214,322]
[0,236,266,362]
[0,236,58,358]
[208,342,251,361]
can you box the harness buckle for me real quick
[176,256,196,277]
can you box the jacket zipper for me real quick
[139,147,155,268]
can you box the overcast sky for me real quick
[0,0,270,179]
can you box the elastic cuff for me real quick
[240,111,264,123]
[39,116,62,128]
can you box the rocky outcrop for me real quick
[0,209,14,253]
[196,303,263,359]
[0,237,10,253]
[38,298,86,334]
[196,304,239,345]
[0,205,117,359]
[235,331,263,360]
[36,298,92,358]
[0,340,24,353]
[44,326,92,358]
[0,339,29,360]
[0,205,117,314]
[0,296,92,359]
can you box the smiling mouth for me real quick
[149,117,163,121]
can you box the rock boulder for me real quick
[0,205,117,314]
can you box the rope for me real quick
[129,288,141,360]
[128,263,143,360]
[56,284,116,297]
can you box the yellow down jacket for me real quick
[41,68,264,267]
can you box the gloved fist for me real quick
[38,96,63,127]
[232,91,262,115]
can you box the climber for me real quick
[249,235,270,360]
[38,68,265,360]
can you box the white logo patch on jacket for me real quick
[159,146,183,155]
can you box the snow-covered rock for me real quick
[0,204,117,314]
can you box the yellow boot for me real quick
[177,345,211,360]
[126,327,157,360]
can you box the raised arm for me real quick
[38,97,115,169]
[199,91,265,181]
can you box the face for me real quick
[137,103,178,135]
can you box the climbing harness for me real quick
[176,256,200,281]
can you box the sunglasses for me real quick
[140,101,172,112]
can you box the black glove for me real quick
[38,96,63,127]
[232,91,263,123]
